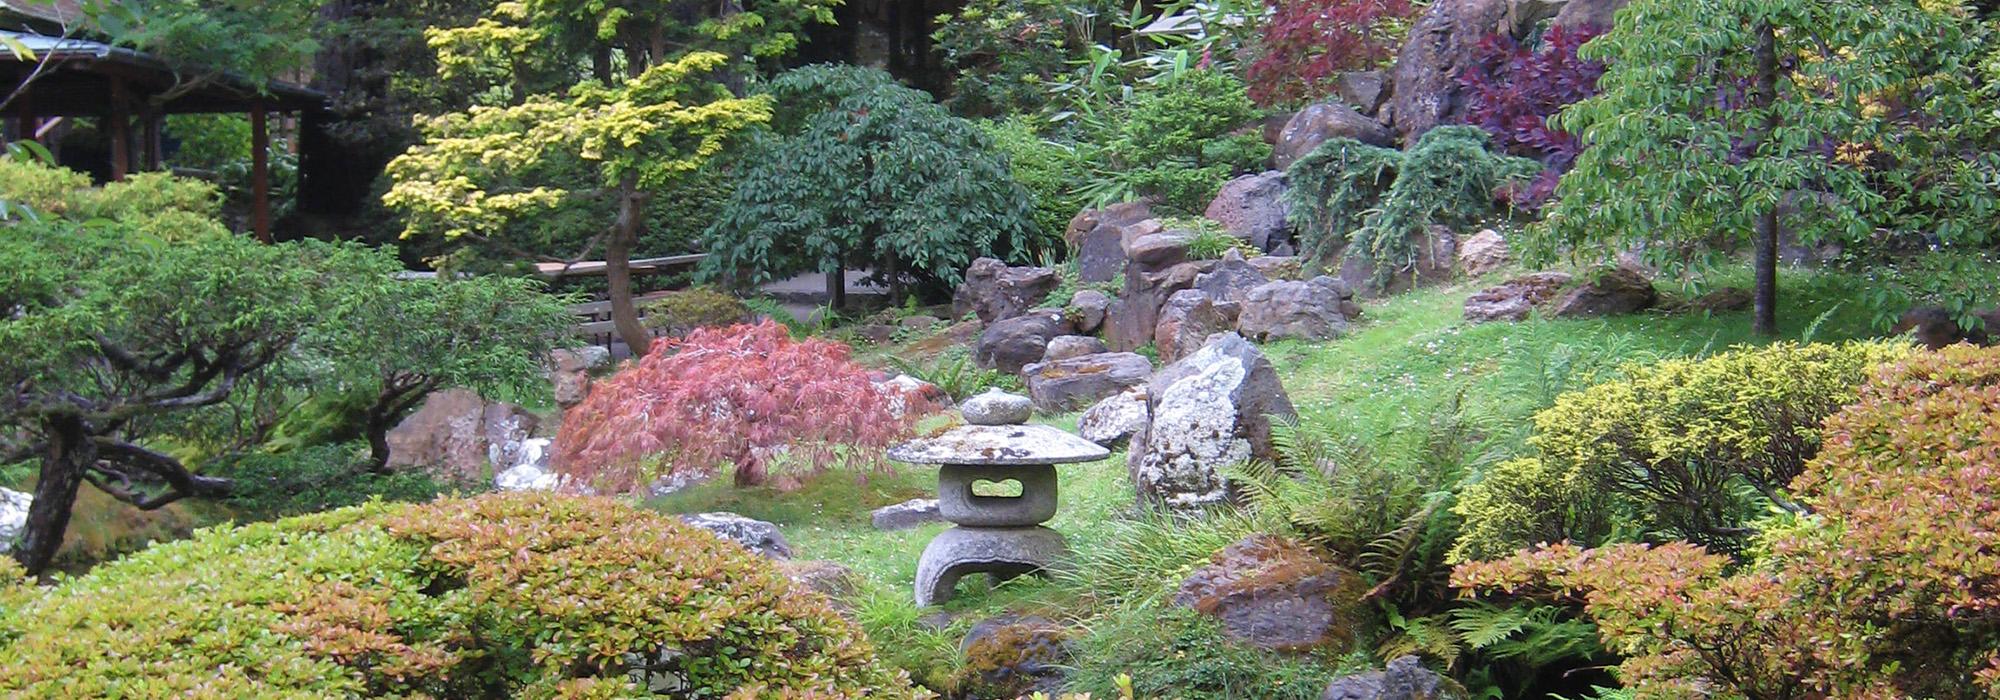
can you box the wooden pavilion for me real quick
[0,0,329,241]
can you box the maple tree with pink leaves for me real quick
[553,321,935,489]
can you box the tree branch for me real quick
[92,437,233,509]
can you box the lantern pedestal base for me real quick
[914,525,1069,607]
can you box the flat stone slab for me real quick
[888,424,1109,466]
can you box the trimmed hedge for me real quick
[0,493,921,699]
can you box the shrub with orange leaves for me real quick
[1454,346,2000,698]
[0,493,925,698]
[554,320,933,489]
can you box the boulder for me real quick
[1463,271,1573,323]
[1390,0,1562,142]
[1274,103,1394,170]
[385,388,540,484]
[1156,290,1243,365]
[1550,265,1658,318]
[1553,0,1630,30]
[1205,171,1293,252]
[1896,306,2000,350]
[1247,255,1307,281]
[1689,287,1755,313]
[1068,290,1111,333]
[1320,656,1462,700]
[961,388,1036,426]
[954,257,1062,324]
[1237,276,1357,343]
[958,614,1074,699]
[1176,534,1367,651]
[1335,70,1390,115]
[1125,231,1194,268]
[1066,202,1158,284]
[871,498,944,531]
[900,314,942,330]
[1042,335,1110,363]
[0,487,30,554]
[1022,352,1154,414]
[1129,333,1297,509]
[1104,262,1205,352]
[975,310,1075,374]
[1195,249,1272,305]
[549,346,611,408]
[1078,386,1149,449]
[875,374,949,419]
[1455,228,1509,277]
[679,512,792,559]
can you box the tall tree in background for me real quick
[1536,0,1994,335]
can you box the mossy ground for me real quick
[640,263,1892,698]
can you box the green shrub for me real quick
[80,170,224,221]
[0,158,91,216]
[1090,69,1269,213]
[644,286,753,336]
[0,159,224,227]
[1455,345,2000,698]
[0,493,922,698]
[1285,126,1538,290]
[1452,341,1910,562]
[212,442,448,521]
[983,116,1088,248]
[1170,217,1259,260]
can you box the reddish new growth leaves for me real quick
[554,321,934,489]
[1458,25,1606,207]
[1245,0,1414,107]
[1454,346,2000,699]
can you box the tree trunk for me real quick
[825,263,847,312]
[609,173,654,357]
[364,401,397,474]
[1750,21,1781,337]
[731,446,766,487]
[14,416,93,576]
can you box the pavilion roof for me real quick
[0,27,326,115]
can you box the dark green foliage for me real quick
[642,286,753,335]
[703,65,1040,295]
[983,116,1089,250]
[1085,69,1270,213]
[212,443,446,521]
[933,0,1124,117]
[1285,126,1538,288]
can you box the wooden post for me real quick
[108,78,130,181]
[140,110,162,170]
[251,104,271,243]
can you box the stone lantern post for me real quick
[888,389,1109,606]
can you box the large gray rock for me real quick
[1078,386,1148,449]
[1274,102,1394,170]
[1390,0,1562,142]
[1042,335,1110,363]
[1320,656,1461,700]
[954,257,1062,324]
[875,374,949,419]
[1177,534,1366,651]
[1156,290,1243,365]
[1553,0,1629,30]
[961,388,1035,426]
[0,487,30,554]
[1237,276,1358,343]
[385,388,539,484]
[1195,249,1271,305]
[915,525,1069,607]
[494,438,558,492]
[1456,228,1509,277]
[1125,231,1195,268]
[1129,333,1296,510]
[1550,265,1658,318]
[1068,290,1111,333]
[1463,271,1573,323]
[975,310,1075,374]
[871,498,944,531]
[1335,70,1390,115]
[680,512,792,559]
[1066,202,1159,284]
[1205,171,1293,252]
[1022,352,1153,414]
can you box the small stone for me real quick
[679,512,792,559]
[872,498,944,531]
[900,314,942,330]
[960,388,1034,425]
[1320,656,1460,700]
[854,323,897,345]
[1689,287,1754,313]
[1456,229,1509,277]
[959,614,1074,698]
[1078,386,1148,449]
[1124,231,1194,267]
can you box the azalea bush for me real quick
[1455,345,2000,698]
[1451,341,1908,562]
[554,321,933,489]
[0,493,921,698]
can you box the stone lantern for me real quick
[889,389,1109,606]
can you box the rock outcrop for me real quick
[954,257,1062,324]
[385,388,540,484]
[1237,276,1359,342]
[1205,171,1294,252]
[1462,271,1573,324]
[975,310,1075,374]
[1390,0,1563,141]
[1022,352,1153,414]
[1176,534,1367,651]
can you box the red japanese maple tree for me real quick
[553,321,930,489]
[1245,0,1414,107]
[1458,24,1607,207]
